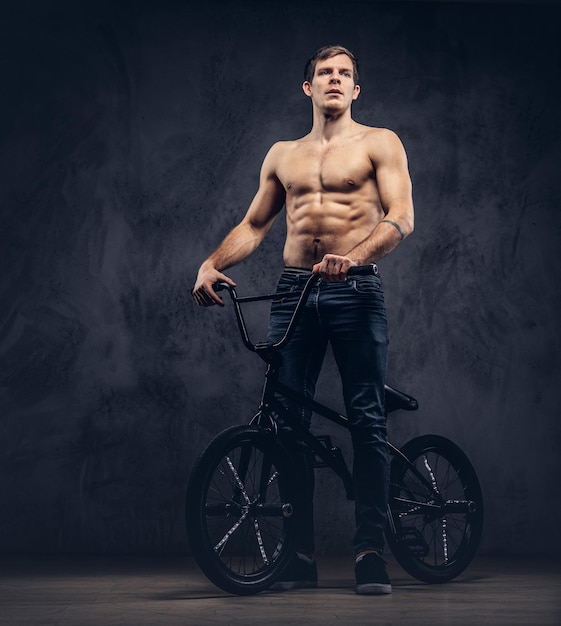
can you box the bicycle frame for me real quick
[214,270,440,512]
[255,361,443,520]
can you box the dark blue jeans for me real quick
[267,267,390,556]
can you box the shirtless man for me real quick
[193,45,414,595]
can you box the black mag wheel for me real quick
[186,425,299,595]
[386,435,484,584]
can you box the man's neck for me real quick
[309,108,356,142]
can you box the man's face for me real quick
[303,53,360,111]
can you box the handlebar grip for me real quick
[347,264,379,276]
[213,282,232,293]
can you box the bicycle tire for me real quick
[186,425,299,595]
[386,434,484,583]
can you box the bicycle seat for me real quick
[385,384,418,414]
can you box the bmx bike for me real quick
[186,265,483,595]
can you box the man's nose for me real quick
[330,75,341,83]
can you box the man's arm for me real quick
[349,129,414,261]
[313,129,414,281]
[193,144,286,306]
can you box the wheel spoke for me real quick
[253,517,269,565]
[214,508,250,553]
[225,455,252,504]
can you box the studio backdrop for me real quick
[1,0,560,555]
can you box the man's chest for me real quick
[277,143,374,194]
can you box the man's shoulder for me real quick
[360,126,406,162]
[361,125,401,143]
[263,139,304,168]
[261,140,301,177]
[269,138,305,151]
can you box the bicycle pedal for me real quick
[397,528,430,557]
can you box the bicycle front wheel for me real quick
[186,425,299,595]
[386,435,484,583]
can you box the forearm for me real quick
[193,221,267,306]
[204,221,268,272]
[346,215,414,264]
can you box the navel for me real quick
[313,237,321,262]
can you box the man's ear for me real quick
[352,84,361,101]
[302,81,312,97]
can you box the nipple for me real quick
[346,179,356,186]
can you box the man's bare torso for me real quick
[192,50,413,308]
[273,125,386,269]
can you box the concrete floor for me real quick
[0,554,559,625]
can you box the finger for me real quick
[325,262,342,282]
[193,287,221,307]
[204,287,224,306]
[330,264,349,282]
[193,290,209,306]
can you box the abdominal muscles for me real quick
[283,191,381,268]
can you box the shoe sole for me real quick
[356,583,392,595]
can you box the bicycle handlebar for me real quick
[214,264,380,357]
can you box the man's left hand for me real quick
[312,254,358,282]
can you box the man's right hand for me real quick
[192,264,236,307]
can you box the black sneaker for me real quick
[355,553,392,595]
[270,553,318,590]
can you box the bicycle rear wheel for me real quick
[386,435,484,583]
[186,425,299,595]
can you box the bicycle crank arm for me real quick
[256,503,294,517]
[444,499,478,514]
[205,502,294,518]
[394,497,478,515]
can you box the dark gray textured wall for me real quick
[1,0,560,555]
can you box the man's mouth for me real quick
[327,89,342,95]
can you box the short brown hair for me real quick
[304,45,359,84]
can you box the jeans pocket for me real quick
[350,276,382,295]
[274,276,303,303]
